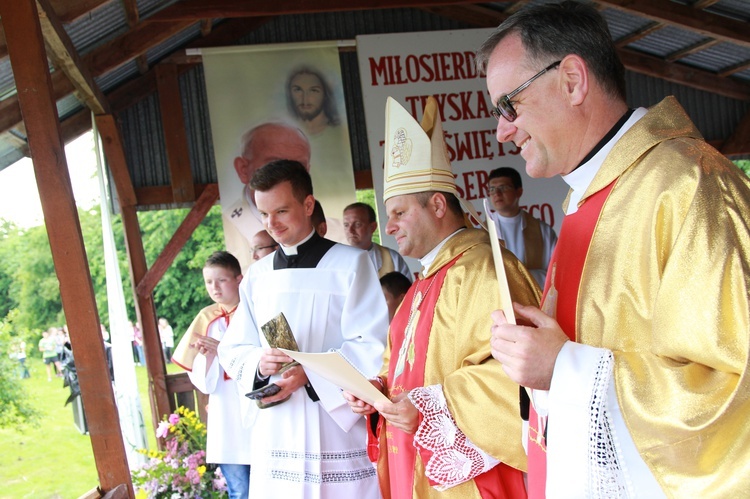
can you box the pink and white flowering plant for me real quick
[131,406,227,498]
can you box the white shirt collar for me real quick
[280,229,315,256]
[419,228,464,277]
[562,107,648,215]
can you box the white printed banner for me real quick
[356,29,568,268]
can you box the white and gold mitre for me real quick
[383,96,459,202]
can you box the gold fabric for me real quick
[379,228,541,498]
[571,96,750,496]
[522,211,543,271]
[376,243,395,278]
[171,303,229,370]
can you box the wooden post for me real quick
[95,114,173,432]
[0,0,133,495]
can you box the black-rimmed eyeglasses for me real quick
[490,61,562,123]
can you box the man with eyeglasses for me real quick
[478,1,750,497]
[342,202,412,281]
[250,229,278,261]
[486,167,557,288]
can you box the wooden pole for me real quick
[0,0,133,495]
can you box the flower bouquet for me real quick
[132,406,227,498]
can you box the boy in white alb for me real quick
[172,251,252,499]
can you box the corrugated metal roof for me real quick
[65,0,129,56]
[1,0,749,183]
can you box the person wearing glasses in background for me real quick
[479,1,750,497]
[250,229,278,261]
[486,167,557,288]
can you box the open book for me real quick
[278,349,389,406]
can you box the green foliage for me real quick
[356,188,381,245]
[0,204,226,352]
[734,159,750,177]
[139,205,226,343]
[0,324,40,429]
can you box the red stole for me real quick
[527,181,616,498]
[383,255,458,498]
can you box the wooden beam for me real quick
[95,114,137,206]
[120,204,172,436]
[147,0,486,21]
[354,170,373,190]
[18,106,92,157]
[718,60,750,78]
[0,18,196,136]
[155,63,195,203]
[692,0,720,8]
[614,21,663,48]
[665,38,721,63]
[419,4,506,28]
[107,18,270,115]
[134,183,213,206]
[597,0,750,49]
[0,0,132,495]
[120,0,139,26]
[721,108,750,156]
[135,183,219,297]
[36,0,110,114]
[97,113,173,432]
[618,48,750,102]
[200,19,212,37]
[47,0,110,23]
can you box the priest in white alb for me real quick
[218,159,389,498]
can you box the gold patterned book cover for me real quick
[261,312,299,374]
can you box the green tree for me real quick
[0,315,40,428]
[735,159,750,177]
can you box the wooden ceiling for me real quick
[1,0,749,166]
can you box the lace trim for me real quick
[587,351,629,498]
[266,448,375,484]
[409,385,500,490]
[270,467,376,484]
[270,449,370,461]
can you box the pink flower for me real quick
[168,413,180,425]
[156,421,171,439]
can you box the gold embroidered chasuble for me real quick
[565,96,750,495]
[378,228,540,498]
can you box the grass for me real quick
[0,357,181,498]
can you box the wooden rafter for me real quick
[665,38,721,63]
[619,48,750,102]
[718,60,750,79]
[36,0,110,115]
[614,21,663,48]
[597,0,750,49]
[419,4,506,28]
[147,0,486,21]
[0,18,196,136]
[48,0,110,23]
[155,63,195,203]
[1,0,132,494]
[135,184,220,298]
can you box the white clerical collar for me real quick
[243,186,261,221]
[562,107,647,215]
[280,229,315,256]
[419,228,464,277]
